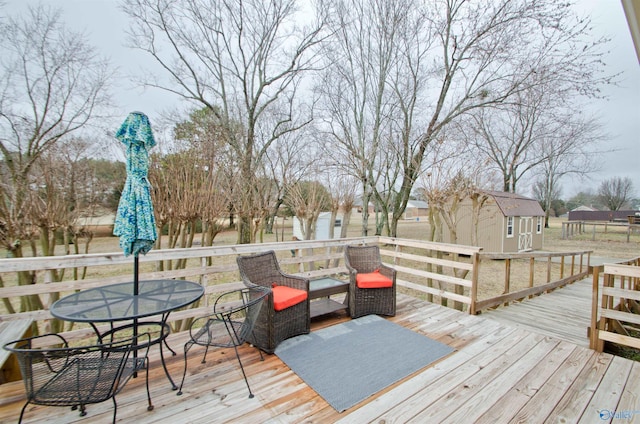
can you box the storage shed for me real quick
[293,212,343,240]
[441,190,545,253]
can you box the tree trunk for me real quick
[237,215,252,244]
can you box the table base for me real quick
[93,318,178,389]
[310,298,348,318]
[309,278,349,318]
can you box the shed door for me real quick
[518,217,533,251]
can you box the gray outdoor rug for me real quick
[274,314,455,412]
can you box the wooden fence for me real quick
[561,220,640,242]
[0,236,592,345]
[590,257,640,351]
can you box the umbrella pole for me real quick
[133,254,139,376]
[134,255,140,295]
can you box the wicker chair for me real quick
[177,285,270,398]
[344,245,396,318]
[3,333,153,424]
[236,251,310,354]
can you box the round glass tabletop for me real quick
[50,279,204,322]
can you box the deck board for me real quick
[408,333,545,423]
[617,361,640,416]
[578,355,635,423]
[507,346,601,424]
[480,278,594,347]
[473,340,579,424]
[0,291,637,424]
[439,335,563,424]
[545,351,613,423]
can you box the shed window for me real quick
[506,216,514,238]
[536,216,543,234]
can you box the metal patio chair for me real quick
[3,332,153,424]
[177,285,270,398]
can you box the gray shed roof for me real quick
[406,200,428,209]
[483,190,544,217]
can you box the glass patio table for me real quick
[50,279,204,389]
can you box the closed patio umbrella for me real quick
[113,111,158,295]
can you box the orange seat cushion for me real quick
[271,285,308,311]
[356,270,393,289]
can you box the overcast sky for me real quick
[4,0,640,199]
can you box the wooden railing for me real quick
[0,237,481,344]
[590,257,640,351]
[473,250,592,314]
[378,237,481,312]
[0,235,596,345]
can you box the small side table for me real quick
[309,277,349,318]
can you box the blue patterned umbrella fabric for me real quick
[113,112,158,291]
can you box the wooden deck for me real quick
[1,292,638,424]
[481,278,594,347]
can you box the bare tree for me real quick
[30,137,104,257]
[285,180,332,240]
[321,169,358,239]
[417,169,486,311]
[172,106,236,241]
[334,177,357,239]
[466,74,607,196]
[0,5,113,259]
[598,177,634,211]
[416,143,495,311]
[0,5,112,318]
[151,107,232,253]
[319,170,357,267]
[465,87,553,193]
[416,0,611,231]
[122,0,329,244]
[318,0,611,238]
[416,125,501,243]
[533,111,602,226]
[532,177,561,226]
[317,0,421,237]
[259,120,317,237]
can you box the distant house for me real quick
[403,200,429,220]
[567,207,639,222]
[441,190,545,253]
[354,198,374,214]
[570,205,599,212]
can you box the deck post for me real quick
[589,265,600,350]
[469,252,480,315]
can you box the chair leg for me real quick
[250,329,264,361]
[144,358,154,411]
[257,345,264,361]
[177,342,193,396]
[112,397,118,424]
[201,344,210,363]
[163,337,177,356]
[160,326,177,356]
[17,401,28,424]
[232,344,254,398]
